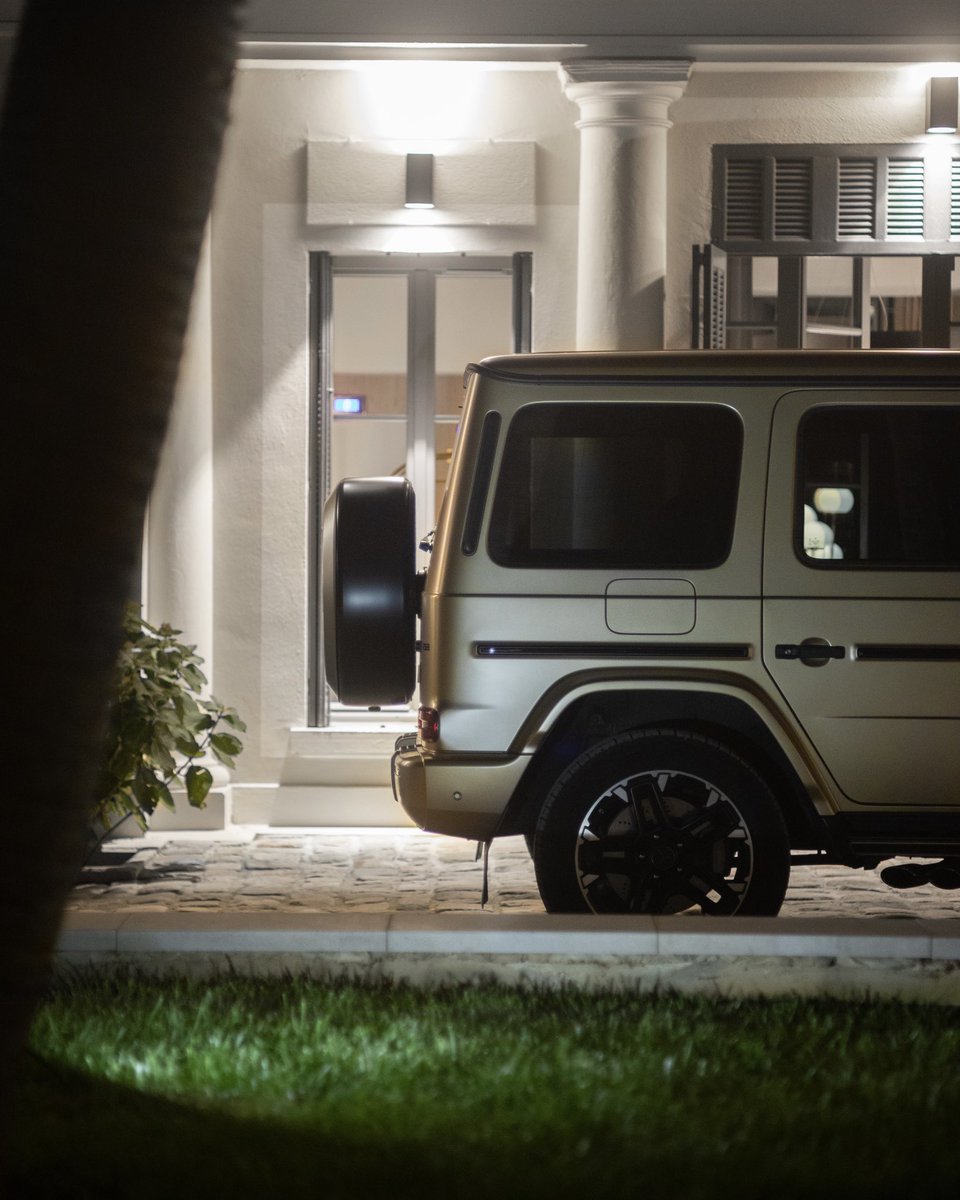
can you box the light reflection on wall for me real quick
[358,62,485,144]
[378,224,462,253]
[897,62,960,90]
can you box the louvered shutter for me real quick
[837,158,877,239]
[773,158,813,239]
[712,143,957,253]
[885,158,925,238]
[691,244,727,349]
[724,159,763,240]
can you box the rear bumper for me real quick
[391,735,531,841]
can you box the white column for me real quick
[146,229,231,827]
[562,60,690,350]
[147,227,215,670]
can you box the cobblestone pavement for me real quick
[67,830,960,920]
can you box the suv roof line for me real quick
[466,349,960,386]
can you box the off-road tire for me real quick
[532,728,790,916]
[322,476,417,707]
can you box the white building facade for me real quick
[5,1,956,828]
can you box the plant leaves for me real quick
[181,663,208,692]
[151,741,178,775]
[210,732,243,758]
[99,606,244,825]
[185,765,213,808]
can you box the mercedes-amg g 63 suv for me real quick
[323,351,960,916]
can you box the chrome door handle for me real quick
[775,642,845,663]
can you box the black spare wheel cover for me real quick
[322,477,417,707]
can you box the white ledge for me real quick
[287,725,411,757]
[56,911,960,967]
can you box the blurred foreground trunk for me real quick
[0,0,241,1173]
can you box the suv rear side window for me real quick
[798,405,960,568]
[488,403,743,569]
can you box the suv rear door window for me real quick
[798,405,960,568]
[488,403,743,569]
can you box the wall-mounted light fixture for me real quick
[404,152,435,209]
[925,76,959,133]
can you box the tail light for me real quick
[418,705,440,744]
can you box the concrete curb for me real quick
[55,912,960,1002]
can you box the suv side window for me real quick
[798,405,960,568]
[488,403,742,569]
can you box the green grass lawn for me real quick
[11,970,960,1199]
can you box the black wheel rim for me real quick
[574,769,754,915]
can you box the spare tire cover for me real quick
[322,477,417,707]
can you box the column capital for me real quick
[561,58,691,128]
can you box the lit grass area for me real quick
[11,970,960,1199]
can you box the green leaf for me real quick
[210,732,243,758]
[185,765,213,808]
[181,663,208,692]
[179,692,203,725]
[151,742,178,775]
[132,768,159,816]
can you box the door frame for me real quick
[307,251,532,726]
[762,387,960,808]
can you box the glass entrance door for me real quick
[311,254,528,724]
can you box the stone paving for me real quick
[67,829,960,920]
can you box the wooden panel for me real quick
[334,372,405,415]
[333,373,466,416]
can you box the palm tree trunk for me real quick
[0,0,241,1163]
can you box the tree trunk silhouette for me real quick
[0,0,241,1168]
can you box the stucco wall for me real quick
[207,64,580,793]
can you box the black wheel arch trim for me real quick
[494,681,837,854]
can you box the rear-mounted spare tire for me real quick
[322,477,417,707]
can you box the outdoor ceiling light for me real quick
[925,76,958,134]
[405,152,435,209]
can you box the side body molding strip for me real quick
[475,642,752,660]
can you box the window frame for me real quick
[794,402,960,572]
[487,401,744,572]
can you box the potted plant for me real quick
[88,602,245,859]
